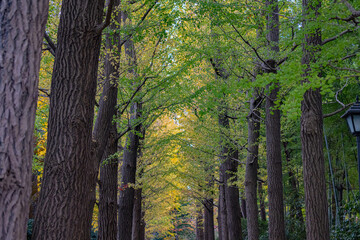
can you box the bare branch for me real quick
[330,0,360,24]
[119,1,157,47]
[229,23,275,71]
[322,27,359,45]
[38,88,50,97]
[323,102,353,118]
[94,0,115,33]
[44,32,56,56]
[335,79,348,107]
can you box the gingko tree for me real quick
[0,1,49,239]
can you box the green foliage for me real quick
[331,198,360,240]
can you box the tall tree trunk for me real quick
[218,111,242,240]
[218,162,228,240]
[132,187,145,240]
[245,96,261,240]
[118,102,142,240]
[97,3,121,238]
[264,0,286,239]
[301,0,330,239]
[224,149,242,240]
[32,0,106,239]
[117,10,142,240]
[258,181,266,221]
[0,3,48,238]
[98,124,118,240]
[196,204,205,240]
[204,198,215,240]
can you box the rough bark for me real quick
[118,102,142,240]
[204,198,215,240]
[245,96,261,240]
[301,0,330,239]
[258,181,266,221]
[97,3,121,239]
[98,124,118,240]
[265,73,285,240]
[196,205,205,240]
[265,0,286,238]
[225,149,242,240]
[218,112,242,240]
[0,1,48,239]
[132,187,145,240]
[29,173,40,219]
[32,0,106,239]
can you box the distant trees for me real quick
[0,1,49,239]
[1,0,360,239]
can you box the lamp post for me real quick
[341,97,360,193]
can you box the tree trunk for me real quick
[245,96,261,240]
[218,111,242,240]
[32,0,106,239]
[264,0,286,239]
[118,102,142,240]
[196,205,205,240]
[265,74,285,240]
[258,181,266,221]
[98,124,118,240]
[97,3,121,238]
[301,0,330,239]
[117,9,142,240]
[204,198,215,240]
[132,187,145,240]
[0,1,48,239]
[224,149,242,240]
[218,162,228,240]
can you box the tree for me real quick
[0,1,49,239]
[97,2,121,238]
[32,0,111,238]
[245,95,261,240]
[264,0,286,239]
[300,0,330,239]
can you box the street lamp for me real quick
[341,96,360,193]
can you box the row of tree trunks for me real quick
[218,109,242,240]
[0,1,49,239]
[32,0,107,239]
[301,0,330,239]
[196,205,205,240]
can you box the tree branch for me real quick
[44,32,56,56]
[38,88,50,97]
[323,103,353,118]
[119,1,157,47]
[94,0,115,33]
[322,27,358,45]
